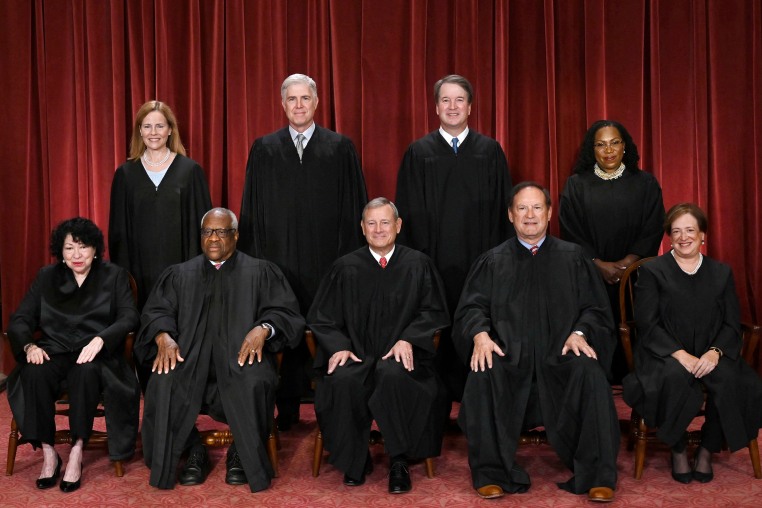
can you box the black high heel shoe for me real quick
[36,454,62,489]
[671,452,692,484]
[692,448,714,483]
[60,463,82,493]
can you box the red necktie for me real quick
[214,263,222,270]
[530,245,538,256]
[379,257,387,268]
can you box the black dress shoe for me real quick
[36,454,62,489]
[343,454,373,486]
[388,460,411,494]
[225,446,247,485]
[60,464,82,493]
[179,446,210,486]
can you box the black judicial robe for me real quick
[308,245,450,479]
[108,155,212,309]
[395,130,512,313]
[7,261,140,460]
[559,170,664,264]
[238,125,367,313]
[454,236,619,493]
[135,251,305,492]
[395,130,512,401]
[623,254,762,450]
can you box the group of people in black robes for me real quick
[8,70,762,502]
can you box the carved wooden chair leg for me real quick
[627,409,637,451]
[312,430,324,477]
[424,457,435,478]
[114,460,124,477]
[633,417,648,480]
[749,438,762,479]
[6,417,19,475]
[267,432,279,478]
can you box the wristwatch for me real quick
[573,330,586,339]
[261,322,274,339]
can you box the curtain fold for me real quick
[2,0,761,373]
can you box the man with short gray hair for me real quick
[239,74,368,429]
[308,197,449,494]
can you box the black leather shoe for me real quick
[60,464,82,493]
[36,454,62,489]
[225,447,247,485]
[179,446,210,486]
[388,460,411,494]
[343,453,373,486]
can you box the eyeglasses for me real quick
[200,228,236,238]
[593,139,623,151]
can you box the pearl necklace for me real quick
[142,148,171,167]
[594,162,626,180]
[671,250,703,275]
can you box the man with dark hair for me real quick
[136,208,305,492]
[455,183,619,502]
[395,74,512,406]
[239,73,368,429]
[308,198,450,494]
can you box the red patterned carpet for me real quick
[1,390,760,507]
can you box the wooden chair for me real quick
[305,329,437,479]
[197,351,283,477]
[6,273,139,477]
[617,257,762,479]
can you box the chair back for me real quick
[617,257,656,373]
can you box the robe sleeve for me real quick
[559,176,597,260]
[7,269,44,361]
[254,263,305,353]
[395,145,429,253]
[634,265,685,358]
[397,258,450,354]
[182,162,212,261]
[97,267,140,355]
[238,141,263,257]
[628,173,665,258]
[491,142,513,243]
[306,264,353,368]
[134,266,181,367]
[335,138,368,257]
[108,165,131,267]
[452,253,498,364]
[711,268,742,360]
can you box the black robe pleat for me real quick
[108,155,212,309]
[135,251,305,492]
[453,237,620,493]
[6,261,140,460]
[307,245,450,479]
[395,130,512,401]
[622,254,762,451]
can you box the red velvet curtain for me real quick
[2,0,761,373]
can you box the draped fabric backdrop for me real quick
[1,0,761,374]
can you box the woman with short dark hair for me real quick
[6,217,140,492]
[623,203,762,483]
